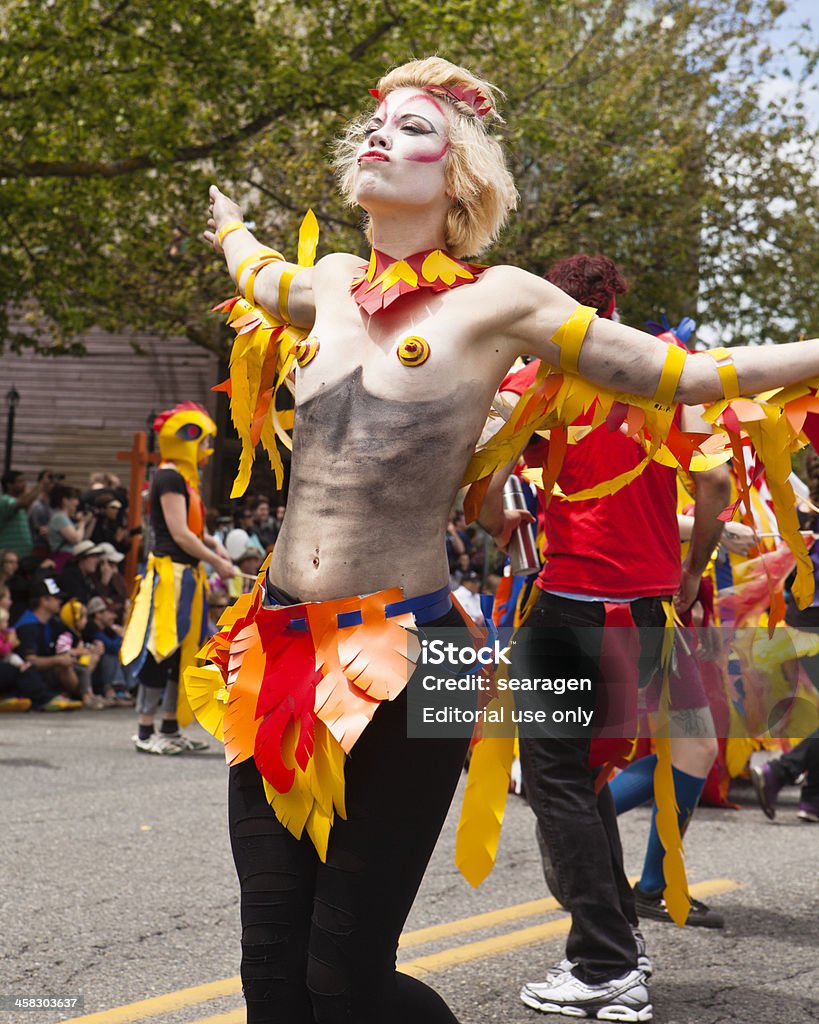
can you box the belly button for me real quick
[312,548,320,569]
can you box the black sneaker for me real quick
[633,885,724,929]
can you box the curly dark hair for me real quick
[545,254,628,314]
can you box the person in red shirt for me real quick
[481,254,729,1016]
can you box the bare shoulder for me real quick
[471,264,575,343]
[480,263,563,299]
[313,251,366,283]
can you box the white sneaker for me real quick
[165,732,210,753]
[134,733,184,755]
[542,930,651,985]
[520,968,652,1021]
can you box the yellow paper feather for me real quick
[297,208,319,267]
[184,663,227,741]
[216,211,320,498]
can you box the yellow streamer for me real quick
[152,555,178,660]
[654,600,691,926]
[455,688,517,887]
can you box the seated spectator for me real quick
[0,584,60,711]
[94,542,128,622]
[59,541,103,605]
[272,503,286,541]
[249,497,277,551]
[85,596,134,705]
[13,578,83,710]
[7,553,56,624]
[48,484,94,570]
[0,549,19,588]
[91,495,129,553]
[0,470,37,558]
[58,599,105,708]
[212,511,234,549]
[207,591,231,636]
[228,548,264,599]
[451,570,485,626]
[224,508,265,562]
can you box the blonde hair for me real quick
[335,57,518,257]
[60,599,85,631]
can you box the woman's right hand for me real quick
[204,185,244,253]
[210,553,237,581]
[720,521,756,556]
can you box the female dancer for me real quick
[202,56,819,1023]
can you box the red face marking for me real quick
[392,92,446,119]
[406,140,449,163]
[370,92,449,163]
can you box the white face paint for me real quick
[354,88,452,215]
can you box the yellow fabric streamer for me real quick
[122,556,209,726]
[455,689,516,887]
[653,601,691,927]
[150,555,178,659]
[120,562,156,667]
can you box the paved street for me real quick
[2,709,818,1024]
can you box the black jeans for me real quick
[779,606,819,802]
[519,591,667,984]
[228,605,469,1023]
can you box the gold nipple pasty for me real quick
[396,335,430,367]
[294,337,320,367]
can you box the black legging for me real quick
[228,609,469,1023]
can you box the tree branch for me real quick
[245,177,360,232]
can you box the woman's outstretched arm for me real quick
[204,185,315,328]
[497,265,819,404]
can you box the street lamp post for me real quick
[3,385,20,478]
[146,410,157,455]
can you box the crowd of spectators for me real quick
[445,509,502,623]
[0,466,289,713]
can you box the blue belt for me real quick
[268,583,452,630]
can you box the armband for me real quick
[707,347,740,401]
[652,344,687,409]
[278,267,302,323]
[551,305,597,375]
[216,220,244,246]
[235,248,285,305]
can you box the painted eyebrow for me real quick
[365,113,437,130]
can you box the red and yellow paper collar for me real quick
[350,247,488,315]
